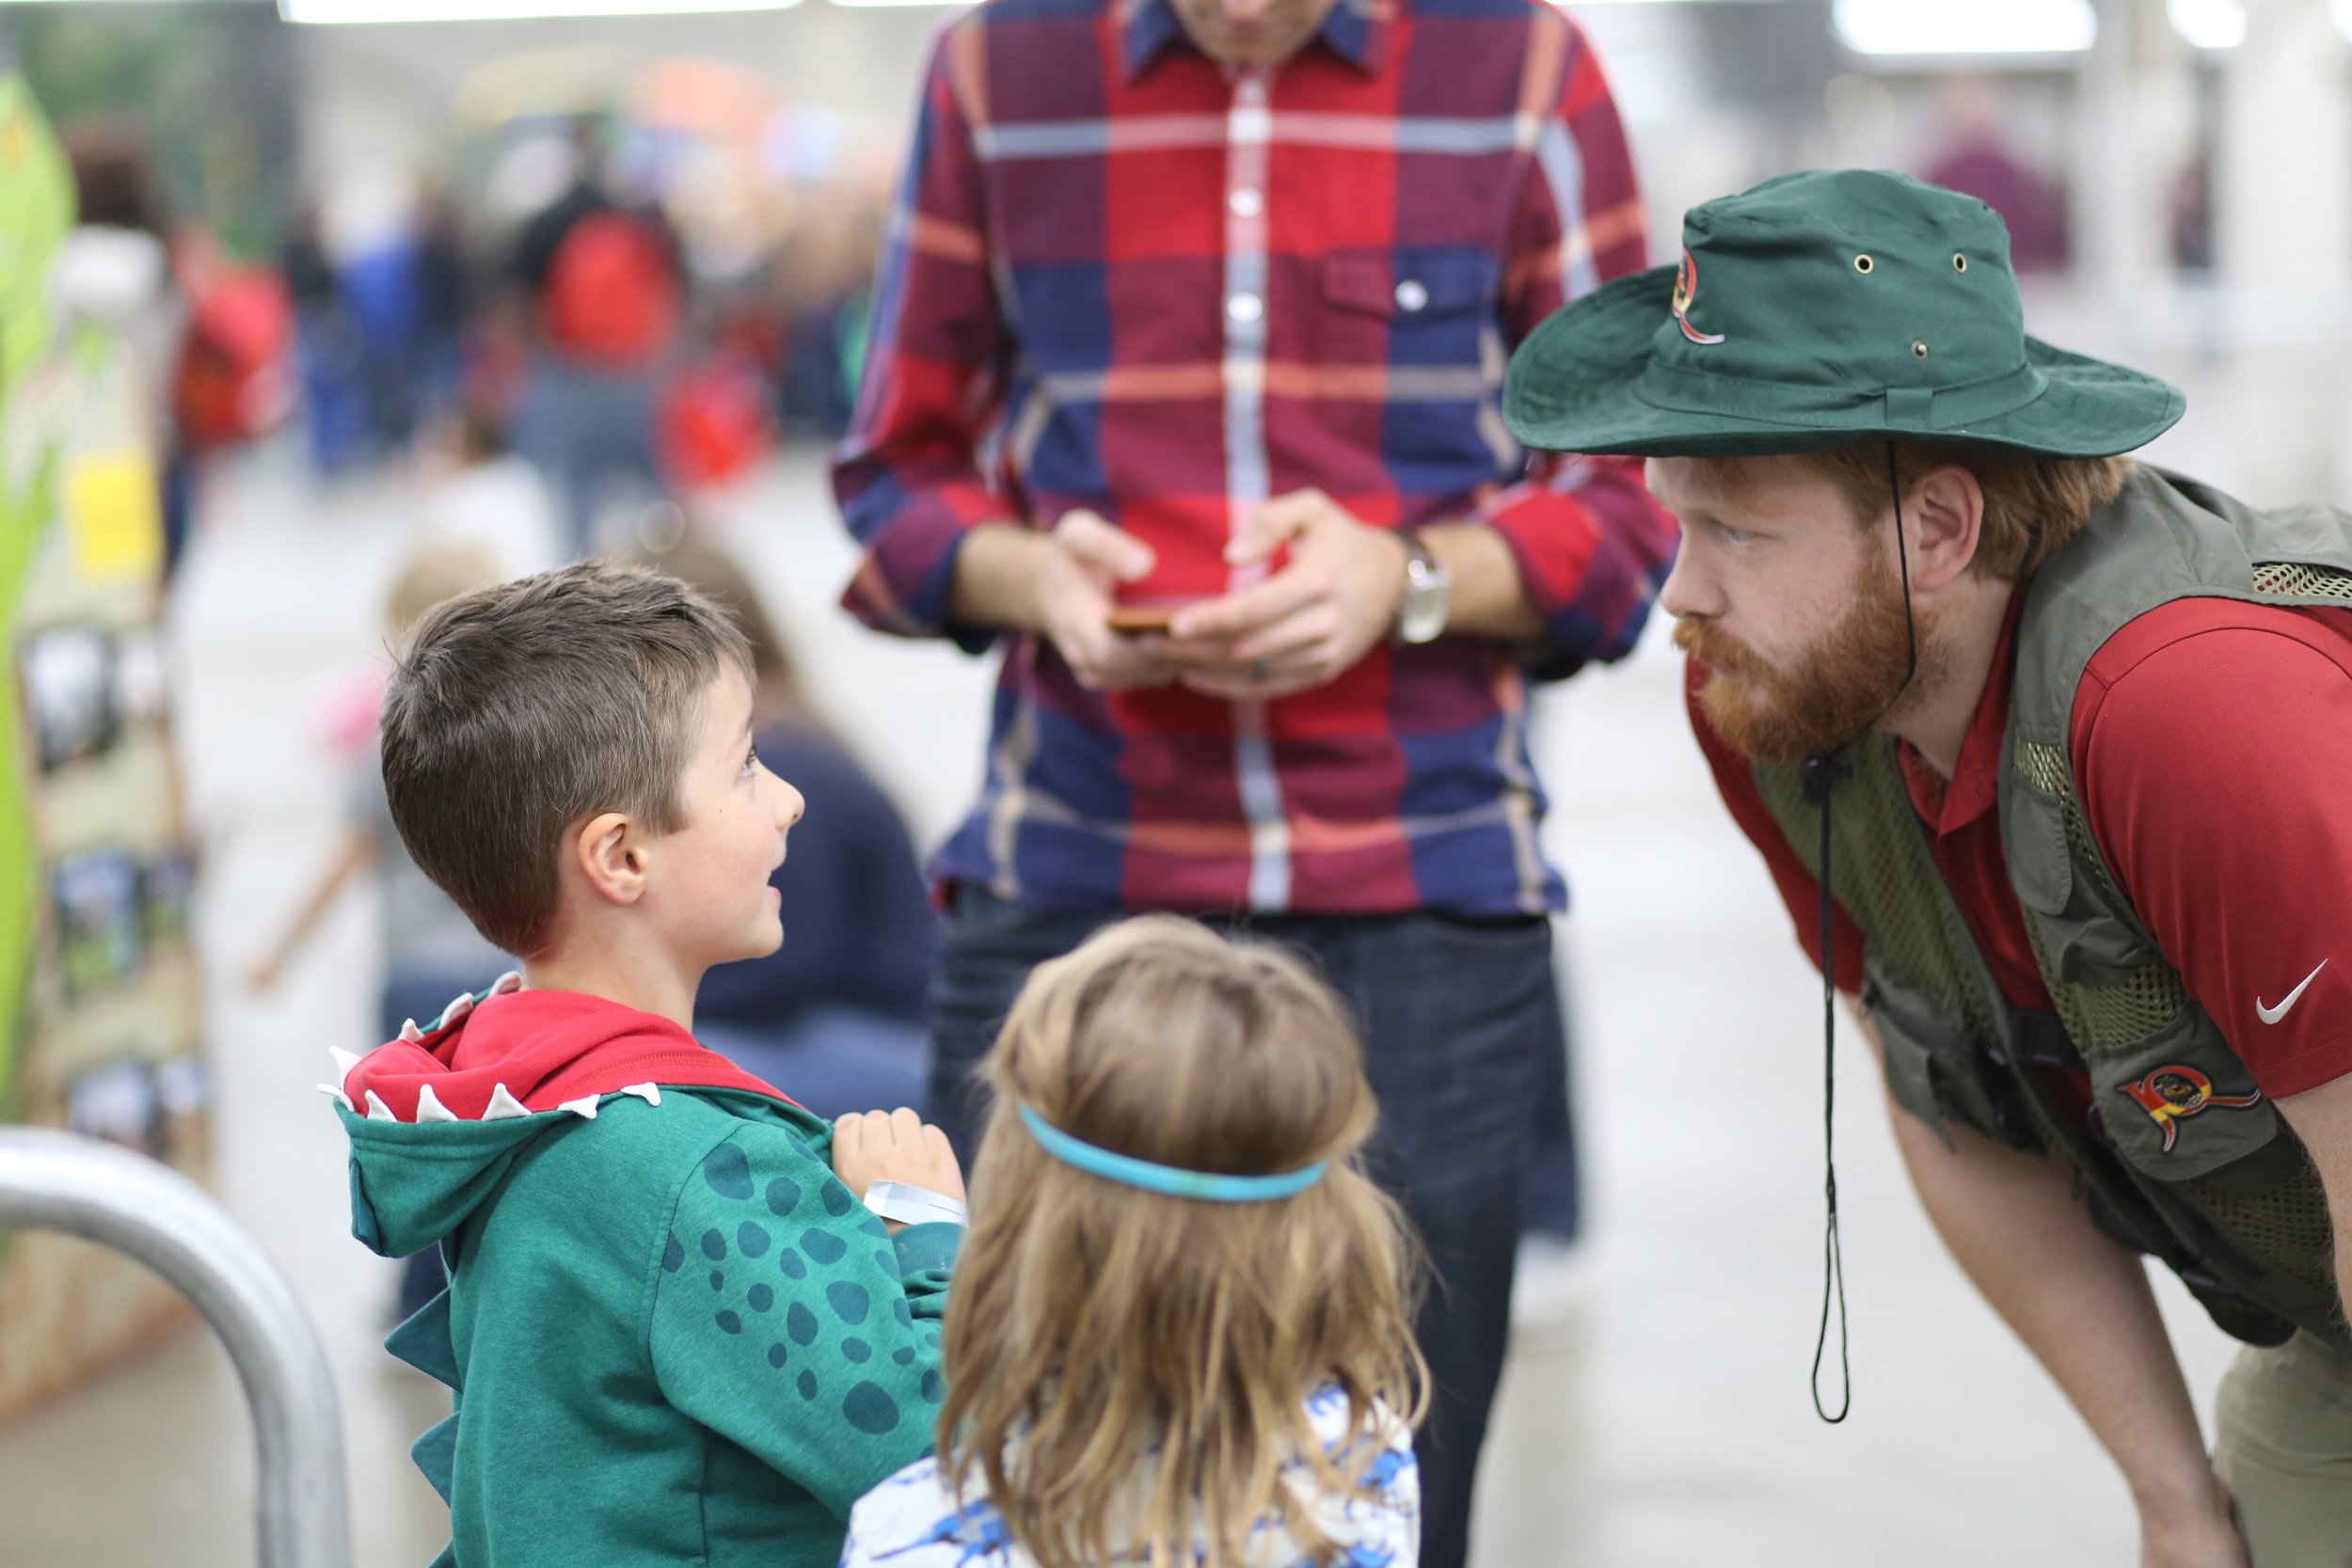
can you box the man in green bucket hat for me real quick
[1507,168,2352,1565]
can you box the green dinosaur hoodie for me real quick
[333,981,957,1568]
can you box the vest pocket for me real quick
[1863,955,2033,1152]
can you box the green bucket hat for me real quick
[1503,168,2183,459]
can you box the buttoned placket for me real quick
[1220,67,1292,911]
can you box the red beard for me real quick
[1674,551,1927,766]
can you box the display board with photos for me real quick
[0,74,207,1423]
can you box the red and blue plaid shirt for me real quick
[834,0,1677,917]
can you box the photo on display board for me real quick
[154,1054,206,1122]
[136,850,196,946]
[20,623,119,773]
[51,848,144,999]
[64,1056,166,1157]
[112,626,170,728]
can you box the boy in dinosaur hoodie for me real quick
[326,561,965,1568]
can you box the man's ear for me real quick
[571,811,648,907]
[1905,464,1984,593]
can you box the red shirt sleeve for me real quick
[2073,602,2352,1099]
[830,25,1014,652]
[1685,659,1867,993]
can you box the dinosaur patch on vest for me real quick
[2118,1066,2263,1153]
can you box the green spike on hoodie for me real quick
[338,990,956,1568]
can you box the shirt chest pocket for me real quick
[1315,251,1500,376]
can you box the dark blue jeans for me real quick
[928,889,1556,1568]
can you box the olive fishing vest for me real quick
[1755,466,2352,1350]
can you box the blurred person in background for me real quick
[420,404,562,580]
[283,196,372,477]
[247,542,516,1323]
[56,123,188,570]
[340,195,430,459]
[632,534,934,1120]
[1506,168,2352,1568]
[512,115,686,555]
[772,190,882,440]
[831,1,1677,1561]
[415,185,471,433]
[1920,75,2069,277]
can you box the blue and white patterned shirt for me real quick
[840,1387,1419,1568]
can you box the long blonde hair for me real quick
[937,917,1427,1568]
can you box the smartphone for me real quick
[1105,605,1179,637]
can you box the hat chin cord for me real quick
[1799,442,1918,1425]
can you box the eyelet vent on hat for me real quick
[1912,341,1930,357]
[1953,253,1969,273]
[1853,255,1874,274]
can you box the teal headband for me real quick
[1016,1104,1327,1203]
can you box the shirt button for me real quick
[1227,292,1263,324]
[1230,186,1263,218]
[1394,278,1429,312]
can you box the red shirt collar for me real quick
[1898,588,2026,836]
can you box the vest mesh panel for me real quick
[2250,562,2352,601]
[2073,966,2190,1052]
[2015,740,2124,906]
[2012,740,2186,1055]
[2174,1178,2337,1296]
[1755,740,2008,1055]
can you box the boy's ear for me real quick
[571,811,648,907]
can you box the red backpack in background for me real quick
[171,261,294,448]
[540,209,681,369]
[656,350,772,491]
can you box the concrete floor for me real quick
[0,445,2242,1566]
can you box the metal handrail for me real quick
[0,1127,352,1568]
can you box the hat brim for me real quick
[1502,265,2185,461]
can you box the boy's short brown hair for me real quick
[382,561,754,958]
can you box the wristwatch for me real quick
[1393,531,1453,644]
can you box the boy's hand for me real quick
[833,1108,966,1206]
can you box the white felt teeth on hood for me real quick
[558,1095,601,1119]
[365,1090,397,1122]
[316,1084,355,1112]
[437,993,476,1029]
[620,1083,661,1106]
[328,1047,363,1080]
[399,1019,424,1045]
[484,1083,531,1120]
[489,971,523,996]
[415,1085,459,1123]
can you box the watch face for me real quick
[1398,567,1451,643]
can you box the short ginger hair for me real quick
[1804,441,2132,580]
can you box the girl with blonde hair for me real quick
[843,916,1428,1568]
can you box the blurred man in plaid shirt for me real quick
[834,0,1674,1557]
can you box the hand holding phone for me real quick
[1105,605,1178,637]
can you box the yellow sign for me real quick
[64,449,163,582]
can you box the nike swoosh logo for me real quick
[2256,959,2329,1025]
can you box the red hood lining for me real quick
[333,983,794,1123]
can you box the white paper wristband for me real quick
[864,1180,968,1229]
